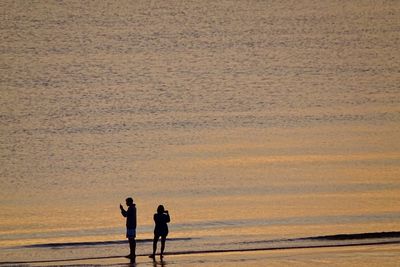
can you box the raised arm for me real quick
[120,204,127,217]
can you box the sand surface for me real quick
[15,243,399,266]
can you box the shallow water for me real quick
[1,0,400,263]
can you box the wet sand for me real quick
[5,242,399,266]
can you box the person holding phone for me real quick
[149,204,170,259]
[120,197,137,259]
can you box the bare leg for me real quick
[150,235,159,258]
[160,236,166,257]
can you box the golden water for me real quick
[1,0,399,263]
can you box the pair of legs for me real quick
[128,237,136,258]
[150,235,167,258]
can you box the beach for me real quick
[2,232,400,266]
[2,242,400,266]
[1,0,399,265]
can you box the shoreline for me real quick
[2,239,400,266]
[12,230,400,249]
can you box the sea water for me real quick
[1,0,400,263]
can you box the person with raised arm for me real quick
[149,205,170,259]
[120,197,137,260]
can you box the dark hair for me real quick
[157,205,165,214]
[126,197,133,205]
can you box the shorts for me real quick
[154,229,168,238]
[126,228,136,238]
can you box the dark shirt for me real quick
[154,213,170,236]
[121,205,137,229]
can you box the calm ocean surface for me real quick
[1,0,400,263]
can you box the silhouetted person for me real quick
[149,205,170,259]
[120,197,137,260]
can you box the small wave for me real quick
[19,231,400,249]
[302,231,400,241]
[20,237,192,249]
[236,231,400,245]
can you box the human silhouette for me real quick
[149,205,170,259]
[120,197,137,260]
